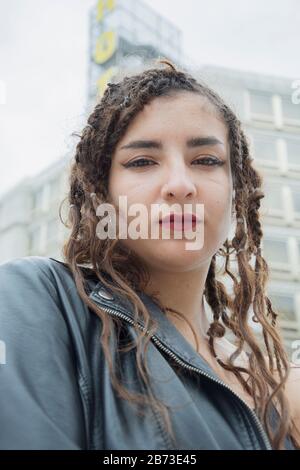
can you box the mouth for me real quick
[159,213,200,231]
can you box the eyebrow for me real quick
[119,136,224,151]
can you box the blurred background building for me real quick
[199,65,300,354]
[87,0,183,105]
[0,0,300,354]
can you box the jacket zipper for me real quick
[93,300,272,450]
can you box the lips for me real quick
[159,213,200,231]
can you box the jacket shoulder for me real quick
[0,254,98,292]
[0,255,61,303]
[0,255,88,449]
[0,255,76,350]
[0,254,67,283]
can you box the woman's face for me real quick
[107,91,233,272]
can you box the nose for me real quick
[161,166,197,201]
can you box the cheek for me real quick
[203,182,231,214]
[108,174,153,232]
[109,174,153,209]
[213,194,231,215]
[108,177,131,212]
[202,184,233,241]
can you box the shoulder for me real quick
[0,255,60,300]
[0,255,93,377]
[0,255,100,332]
[0,256,88,448]
[0,256,71,310]
[0,255,65,287]
[0,255,93,335]
[0,256,69,335]
[0,255,97,297]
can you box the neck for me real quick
[144,262,211,344]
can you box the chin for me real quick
[148,245,204,267]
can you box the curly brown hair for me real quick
[59,57,300,450]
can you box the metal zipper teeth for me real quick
[93,298,272,450]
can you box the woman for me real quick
[0,58,299,450]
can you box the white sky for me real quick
[0,0,299,198]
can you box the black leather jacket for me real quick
[0,256,296,450]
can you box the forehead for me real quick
[115,92,228,151]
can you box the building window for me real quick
[261,183,284,217]
[269,293,296,323]
[248,90,274,122]
[46,217,59,244]
[29,226,41,253]
[286,137,300,170]
[49,178,61,202]
[262,237,290,270]
[251,133,278,167]
[291,188,300,220]
[281,95,300,126]
[32,187,44,211]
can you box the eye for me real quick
[122,158,156,168]
[122,156,225,169]
[192,156,225,166]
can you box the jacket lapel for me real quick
[88,279,223,381]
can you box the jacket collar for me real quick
[87,277,224,381]
[49,257,248,386]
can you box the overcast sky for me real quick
[0,0,299,198]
